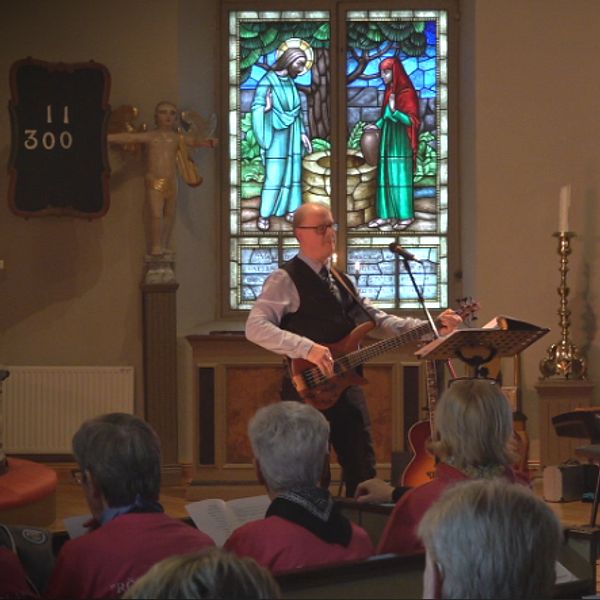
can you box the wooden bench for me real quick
[276,544,593,600]
[277,553,424,600]
[336,498,393,547]
[49,510,595,599]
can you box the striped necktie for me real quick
[319,266,341,302]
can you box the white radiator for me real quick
[2,366,134,454]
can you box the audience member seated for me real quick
[123,547,281,599]
[0,546,37,598]
[377,378,528,556]
[224,402,373,573]
[418,479,562,599]
[45,413,214,599]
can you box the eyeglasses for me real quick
[71,468,86,485]
[295,223,338,235]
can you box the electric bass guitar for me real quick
[289,301,478,410]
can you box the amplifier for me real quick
[543,464,585,502]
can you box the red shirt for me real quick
[0,547,36,598]
[45,513,214,599]
[377,463,529,555]
[224,515,373,574]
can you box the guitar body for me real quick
[401,358,443,488]
[400,300,479,487]
[401,420,436,487]
[289,321,374,410]
[289,300,478,412]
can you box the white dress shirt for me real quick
[245,253,424,359]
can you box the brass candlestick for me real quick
[539,232,587,379]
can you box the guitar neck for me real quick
[424,359,439,433]
[336,320,433,372]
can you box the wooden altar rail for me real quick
[186,333,426,487]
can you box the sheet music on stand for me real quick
[415,316,549,370]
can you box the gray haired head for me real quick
[418,479,562,599]
[429,378,516,471]
[249,402,329,493]
[72,412,161,506]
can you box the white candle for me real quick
[354,261,361,274]
[559,184,571,232]
[332,252,338,265]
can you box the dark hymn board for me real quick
[8,57,111,218]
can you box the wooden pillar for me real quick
[142,282,180,482]
[536,379,595,469]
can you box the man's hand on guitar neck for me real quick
[307,343,335,377]
[437,308,463,336]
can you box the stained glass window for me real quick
[227,7,452,311]
[345,10,449,308]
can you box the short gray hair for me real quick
[418,479,562,599]
[72,412,161,506]
[124,548,281,599]
[249,402,329,493]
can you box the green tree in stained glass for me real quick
[415,131,437,186]
[346,22,426,84]
[239,21,330,140]
[238,20,425,143]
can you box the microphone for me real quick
[388,242,423,263]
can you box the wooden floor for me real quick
[47,469,596,533]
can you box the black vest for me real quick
[280,256,368,344]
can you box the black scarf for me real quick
[266,487,352,547]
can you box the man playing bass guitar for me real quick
[245,202,462,496]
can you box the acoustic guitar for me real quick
[289,301,478,411]
[401,359,439,487]
[401,298,480,487]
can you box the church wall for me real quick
[1,0,600,465]
[460,0,600,454]
[0,0,181,416]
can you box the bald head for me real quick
[293,202,330,228]
[293,202,336,264]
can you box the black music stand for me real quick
[553,410,600,444]
[415,316,549,375]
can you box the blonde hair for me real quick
[418,479,562,599]
[429,379,515,472]
[124,548,280,599]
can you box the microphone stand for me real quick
[401,256,457,379]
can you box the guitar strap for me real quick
[330,267,376,325]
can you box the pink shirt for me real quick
[224,515,374,574]
[0,547,36,598]
[377,462,529,555]
[45,513,214,599]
